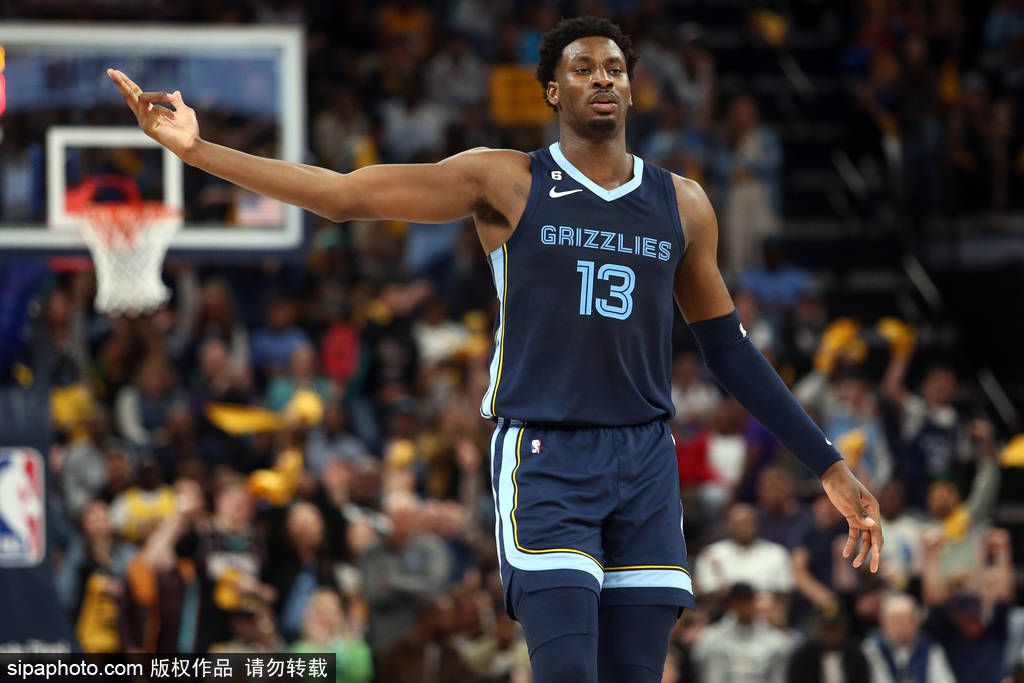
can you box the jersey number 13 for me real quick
[576,260,635,320]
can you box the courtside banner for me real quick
[0,653,336,682]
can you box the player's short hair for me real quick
[536,16,639,111]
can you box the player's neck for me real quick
[556,131,632,191]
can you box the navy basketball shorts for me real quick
[488,418,695,619]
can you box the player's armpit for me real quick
[670,176,733,323]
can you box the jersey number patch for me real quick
[576,260,635,320]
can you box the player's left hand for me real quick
[820,460,883,573]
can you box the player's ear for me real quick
[547,81,559,110]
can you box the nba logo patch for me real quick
[0,448,45,567]
[531,439,542,454]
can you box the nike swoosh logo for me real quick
[549,187,583,198]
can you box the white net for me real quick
[73,203,181,316]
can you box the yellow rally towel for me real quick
[206,403,283,435]
[876,318,917,359]
[1000,435,1024,468]
[283,388,325,426]
[836,429,867,468]
[248,448,305,507]
[814,318,861,373]
[51,382,93,440]
[941,505,971,542]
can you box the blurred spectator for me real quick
[196,477,272,650]
[209,604,284,653]
[291,590,373,683]
[640,99,708,182]
[313,89,372,173]
[692,582,791,683]
[377,0,434,60]
[456,607,531,683]
[695,504,794,599]
[876,479,926,590]
[360,491,451,653]
[792,495,847,615]
[109,456,176,544]
[756,591,802,646]
[306,403,370,475]
[862,592,956,683]
[114,353,188,449]
[735,290,779,358]
[738,240,812,315]
[670,349,720,436]
[641,24,716,130]
[265,343,333,414]
[880,321,964,497]
[121,478,206,652]
[922,528,1015,683]
[379,80,451,163]
[60,406,114,520]
[786,607,871,683]
[713,94,782,274]
[676,398,750,522]
[266,502,335,642]
[412,296,471,368]
[376,594,475,683]
[319,309,361,389]
[251,297,311,379]
[798,363,893,491]
[190,337,254,467]
[755,466,813,550]
[188,278,251,377]
[924,422,1000,578]
[56,499,133,653]
[426,31,487,108]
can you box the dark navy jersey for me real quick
[480,142,685,426]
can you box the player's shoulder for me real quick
[668,173,712,207]
[441,147,532,192]
[668,173,716,225]
[450,147,531,172]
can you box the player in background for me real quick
[107,16,882,683]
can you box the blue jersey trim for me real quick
[480,245,508,418]
[659,168,687,258]
[548,142,644,201]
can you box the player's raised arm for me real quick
[106,69,496,224]
[671,176,884,573]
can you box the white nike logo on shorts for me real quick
[549,187,583,198]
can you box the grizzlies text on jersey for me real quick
[480,142,685,426]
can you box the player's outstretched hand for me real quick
[820,460,884,573]
[106,68,199,159]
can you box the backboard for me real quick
[0,23,305,256]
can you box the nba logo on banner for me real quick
[0,448,45,567]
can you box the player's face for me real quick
[550,36,632,134]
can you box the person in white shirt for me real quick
[693,583,792,683]
[863,593,956,683]
[695,503,794,600]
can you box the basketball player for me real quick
[108,16,882,682]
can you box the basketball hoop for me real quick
[71,201,181,316]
